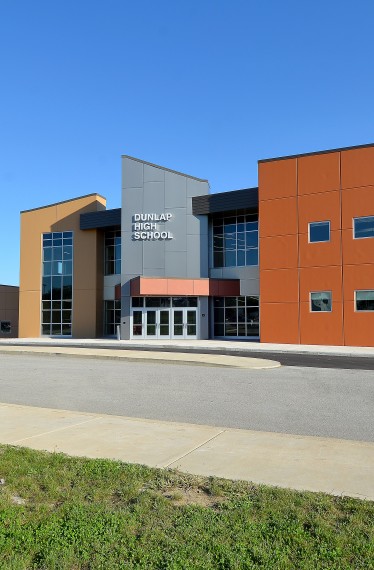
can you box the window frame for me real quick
[104,229,121,275]
[41,231,73,337]
[212,296,260,338]
[308,220,331,244]
[211,214,259,269]
[104,299,121,336]
[354,290,374,312]
[310,291,332,313]
[353,215,374,240]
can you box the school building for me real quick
[18,143,374,346]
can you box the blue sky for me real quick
[1,0,374,285]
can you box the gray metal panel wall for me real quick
[120,157,209,340]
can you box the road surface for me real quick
[0,353,373,442]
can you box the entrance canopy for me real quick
[130,277,240,297]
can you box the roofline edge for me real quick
[20,193,107,214]
[258,142,374,163]
[122,155,208,182]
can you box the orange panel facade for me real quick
[299,301,344,346]
[259,144,374,346]
[341,185,374,227]
[260,303,299,344]
[298,152,340,195]
[130,277,240,297]
[343,303,374,347]
[298,190,341,233]
[260,235,299,270]
[341,146,374,189]
[298,230,342,268]
[258,158,297,200]
[343,264,374,346]
[259,196,298,238]
[260,268,299,304]
[299,266,344,346]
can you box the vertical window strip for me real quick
[104,300,121,336]
[105,230,121,275]
[41,232,73,336]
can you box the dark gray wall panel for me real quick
[192,188,258,215]
[80,208,121,230]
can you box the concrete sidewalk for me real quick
[1,337,374,358]
[1,402,373,501]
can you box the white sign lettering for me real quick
[132,213,173,240]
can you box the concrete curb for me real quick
[0,346,281,370]
[1,338,374,358]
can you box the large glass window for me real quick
[105,230,121,275]
[213,215,258,268]
[104,300,121,335]
[353,216,374,239]
[309,221,330,243]
[213,296,259,337]
[355,291,374,312]
[41,231,73,336]
[310,291,332,312]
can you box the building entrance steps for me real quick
[1,402,373,501]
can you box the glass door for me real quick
[132,310,143,337]
[172,309,184,338]
[146,310,157,337]
[171,308,197,339]
[159,310,170,338]
[186,309,197,338]
[130,298,199,340]
[143,309,170,339]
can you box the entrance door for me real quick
[130,298,198,340]
[172,309,184,338]
[144,309,170,339]
[145,310,157,338]
[158,309,170,339]
[171,308,197,339]
[186,309,197,338]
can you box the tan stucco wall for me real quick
[19,194,106,338]
[0,285,19,338]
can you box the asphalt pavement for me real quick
[1,353,373,442]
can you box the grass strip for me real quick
[0,444,373,569]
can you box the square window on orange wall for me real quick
[353,216,374,239]
[355,290,374,312]
[308,221,330,243]
[310,291,332,312]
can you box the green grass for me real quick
[0,445,373,569]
